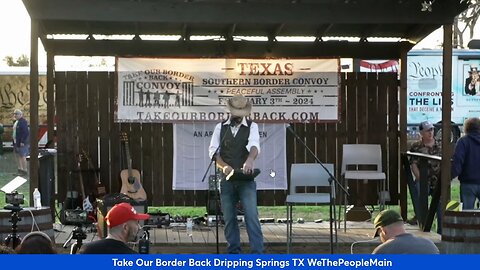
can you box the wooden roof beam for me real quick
[359,24,381,42]
[225,24,237,42]
[23,0,466,25]
[42,39,415,59]
[314,24,333,42]
[181,23,191,41]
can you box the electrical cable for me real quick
[350,238,378,254]
[25,208,40,232]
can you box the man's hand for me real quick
[222,165,233,175]
[243,158,254,174]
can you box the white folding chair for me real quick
[341,144,387,229]
[286,163,336,253]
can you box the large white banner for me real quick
[173,123,287,190]
[116,58,340,123]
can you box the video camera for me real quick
[62,209,89,226]
[5,191,25,206]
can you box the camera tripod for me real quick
[3,204,23,250]
[63,225,87,254]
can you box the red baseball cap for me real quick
[105,202,149,228]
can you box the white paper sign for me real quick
[173,123,287,190]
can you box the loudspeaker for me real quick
[206,191,222,215]
[63,191,80,209]
[206,191,244,216]
[96,195,147,238]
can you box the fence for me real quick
[54,71,399,206]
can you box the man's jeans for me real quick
[220,180,264,254]
[460,183,480,210]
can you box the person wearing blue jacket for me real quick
[452,117,480,209]
[12,109,29,175]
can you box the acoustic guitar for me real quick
[119,132,147,201]
[82,149,107,198]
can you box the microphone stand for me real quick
[287,125,349,254]
[201,123,231,254]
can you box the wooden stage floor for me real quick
[53,220,441,254]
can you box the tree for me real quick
[454,0,480,48]
[3,54,30,67]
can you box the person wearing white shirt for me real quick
[208,94,263,254]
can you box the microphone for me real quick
[287,124,312,147]
[229,117,242,127]
[286,124,300,140]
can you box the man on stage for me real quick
[208,94,264,254]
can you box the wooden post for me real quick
[399,43,408,219]
[29,18,39,204]
[46,52,56,219]
[47,53,55,146]
[441,25,453,225]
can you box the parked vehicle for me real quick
[407,49,480,126]
[360,49,480,141]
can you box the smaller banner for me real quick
[173,123,287,190]
[359,60,399,73]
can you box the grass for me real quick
[0,150,460,228]
[0,150,31,207]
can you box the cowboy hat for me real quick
[227,95,252,117]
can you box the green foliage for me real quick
[3,54,30,67]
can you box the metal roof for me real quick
[22,0,470,58]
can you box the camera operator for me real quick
[79,202,149,254]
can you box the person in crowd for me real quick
[409,121,442,233]
[12,109,29,175]
[0,244,15,254]
[208,94,263,254]
[451,117,480,209]
[372,209,439,254]
[15,231,57,254]
[79,202,149,254]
